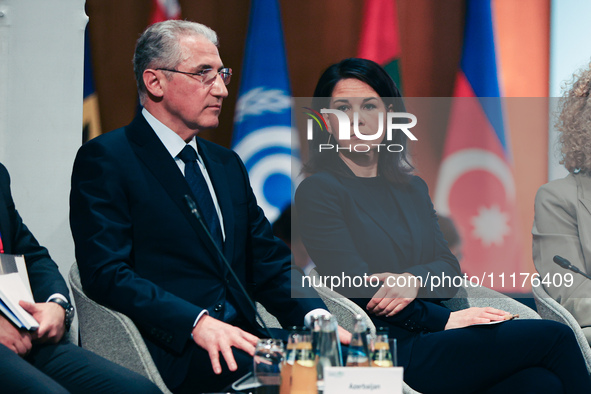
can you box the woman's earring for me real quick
[327,133,333,144]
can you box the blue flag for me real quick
[231,0,295,223]
[83,26,102,142]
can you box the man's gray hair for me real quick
[133,20,218,103]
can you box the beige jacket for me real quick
[533,172,591,344]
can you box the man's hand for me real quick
[19,301,65,344]
[338,325,352,345]
[192,315,259,375]
[444,307,508,330]
[366,272,420,317]
[0,313,32,356]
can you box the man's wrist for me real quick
[48,298,74,331]
[46,293,68,304]
[191,310,209,340]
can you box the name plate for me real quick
[324,367,403,394]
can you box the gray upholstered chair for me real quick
[310,280,377,335]
[442,283,541,319]
[68,262,172,394]
[532,284,591,373]
[63,325,78,344]
[70,262,293,393]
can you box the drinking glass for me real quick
[371,333,394,367]
[280,328,303,394]
[291,332,317,394]
[254,338,284,387]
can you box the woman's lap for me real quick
[403,319,590,394]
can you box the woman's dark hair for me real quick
[303,58,413,184]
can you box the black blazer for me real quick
[0,163,69,303]
[70,114,324,385]
[295,168,461,366]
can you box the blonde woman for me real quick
[534,62,591,345]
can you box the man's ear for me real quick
[387,103,394,112]
[143,69,164,99]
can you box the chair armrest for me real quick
[533,284,591,374]
[256,302,282,329]
[68,263,171,393]
[443,281,540,320]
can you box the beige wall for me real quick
[0,0,87,280]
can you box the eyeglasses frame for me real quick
[155,67,232,86]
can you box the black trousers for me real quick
[0,341,161,393]
[404,319,591,394]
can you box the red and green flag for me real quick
[357,0,402,91]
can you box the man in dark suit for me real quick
[69,20,330,393]
[0,163,160,393]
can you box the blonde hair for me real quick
[556,62,591,172]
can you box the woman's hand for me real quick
[444,307,509,330]
[366,272,420,317]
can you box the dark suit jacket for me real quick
[0,163,70,303]
[69,114,324,386]
[295,167,461,366]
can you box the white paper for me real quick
[0,273,38,330]
[324,367,403,394]
[14,255,33,298]
[472,318,516,326]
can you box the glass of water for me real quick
[254,338,285,387]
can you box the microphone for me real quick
[553,255,591,281]
[184,195,274,339]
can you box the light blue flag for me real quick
[231,0,295,223]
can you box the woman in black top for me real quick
[295,58,591,393]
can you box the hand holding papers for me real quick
[0,254,39,330]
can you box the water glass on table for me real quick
[254,338,285,389]
[371,329,396,367]
[291,332,317,394]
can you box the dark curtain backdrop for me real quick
[85,0,465,189]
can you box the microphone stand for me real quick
[184,195,274,339]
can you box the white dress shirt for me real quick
[142,108,225,240]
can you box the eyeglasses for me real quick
[156,67,232,86]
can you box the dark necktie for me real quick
[178,146,237,322]
[178,145,223,249]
